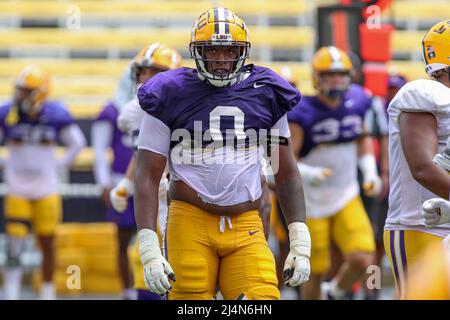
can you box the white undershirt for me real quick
[92,120,114,188]
[138,113,290,206]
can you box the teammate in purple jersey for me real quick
[134,7,311,300]
[92,99,135,300]
[288,47,380,300]
[0,65,86,300]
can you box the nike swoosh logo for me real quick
[254,83,265,88]
[249,230,258,235]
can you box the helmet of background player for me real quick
[131,43,182,85]
[422,19,450,80]
[13,65,50,115]
[189,7,251,88]
[386,73,407,105]
[312,46,353,99]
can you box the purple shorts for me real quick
[106,196,136,230]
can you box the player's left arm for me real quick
[271,138,311,287]
[259,175,271,240]
[58,123,87,168]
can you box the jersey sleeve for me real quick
[117,99,143,133]
[52,102,75,130]
[287,101,310,130]
[95,104,115,123]
[390,79,449,115]
[137,72,173,128]
[265,69,302,125]
[137,113,171,157]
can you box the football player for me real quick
[288,46,380,300]
[0,66,86,299]
[383,19,450,300]
[108,43,182,300]
[91,77,136,299]
[134,7,311,300]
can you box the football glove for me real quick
[297,162,333,186]
[138,229,176,295]
[283,222,311,287]
[433,137,450,172]
[358,154,382,197]
[422,198,450,228]
[109,177,133,213]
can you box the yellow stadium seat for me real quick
[0,0,308,19]
[35,222,123,295]
[390,2,449,21]
[0,27,314,50]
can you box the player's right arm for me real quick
[399,111,450,199]
[135,112,175,295]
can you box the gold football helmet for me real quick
[189,7,251,87]
[422,19,450,77]
[131,43,181,83]
[312,46,353,98]
[13,65,50,115]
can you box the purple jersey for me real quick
[288,84,372,158]
[138,64,300,143]
[95,102,133,174]
[0,100,75,144]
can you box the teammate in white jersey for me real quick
[0,66,86,300]
[383,19,450,300]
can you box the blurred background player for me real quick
[91,69,136,299]
[383,19,450,300]
[326,53,393,300]
[110,43,182,300]
[0,66,86,299]
[288,46,380,300]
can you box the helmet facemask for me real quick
[13,86,45,115]
[190,40,250,87]
[315,71,352,100]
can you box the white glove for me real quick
[283,222,311,287]
[109,177,133,213]
[138,229,175,295]
[297,162,333,186]
[443,234,450,250]
[358,154,382,197]
[422,198,450,228]
[433,137,450,172]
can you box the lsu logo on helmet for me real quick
[189,7,251,87]
[422,19,450,76]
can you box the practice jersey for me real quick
[95,102,134,174]
[288,84,372,218]
[386,79,450,237]
[116,97,169,204]
[117,97,144,148]
[0,100,75,199]
[137,64,299,206]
